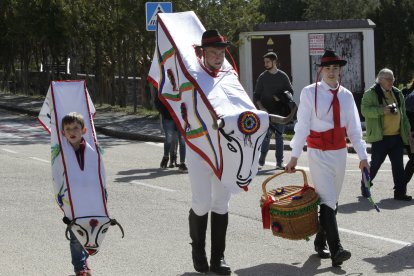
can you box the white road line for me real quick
[266,162,392,173]
[29,157,50,163]
[145,141,163,147]
[265,161,310,171]
[339,227,411,246]
[1,148,17,154]
[346,169,391,172]
[130,180,175,192]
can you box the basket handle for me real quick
[261,169,309,200]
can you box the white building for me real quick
[239,19,376,105]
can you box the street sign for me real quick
[145,2,172,31]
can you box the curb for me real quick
[0,102,166,143]
[94,126,165,142]
[0,104,39,117]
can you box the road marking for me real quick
[266,162,391,172]
[346,169,391,172]
[1,148,17,154]
[130,180,175,192]
[145,141,163,147]
[265,162,310,171]
[339,227,411,246]
[29,157,49,163]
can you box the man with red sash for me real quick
[285,50,370,267]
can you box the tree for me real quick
[259,0,306,22]
[366,0,414,84]
[174,0,265,67]
[303,0,379,20]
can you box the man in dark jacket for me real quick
[254,52,293,169]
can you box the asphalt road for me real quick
[1,109,414,276]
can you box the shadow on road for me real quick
[114,168,187,183]
[364,244,414,274]
[257,168,280,176]
[339,196,414,215]
[233,254,349,275]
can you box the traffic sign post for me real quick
[145,2,173,31]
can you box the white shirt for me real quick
[290,80,368,160]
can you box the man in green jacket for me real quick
[361,68,412,200]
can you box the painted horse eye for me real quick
[77,230,84,236]
[227,143,237,152]
[102,228,108,234]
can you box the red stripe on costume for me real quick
[37,117,51,134]
[157,17,223,179]
[147,76,159,90]
[82,80,109,217]
[50,81,75,219]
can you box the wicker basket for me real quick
[260,169,319,240]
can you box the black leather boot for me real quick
[210,212,231,275]
[314,228,330,258]
[189,209,209,273]
[320,204,351,267]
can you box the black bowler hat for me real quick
[317,50,347,67]
[200,29,230,48]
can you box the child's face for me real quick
[62,122,85,147]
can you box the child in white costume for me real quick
[38,81,123,276]
[61,112,93,276]
[286,50,369,267]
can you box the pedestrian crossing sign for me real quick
[146,2,173,31]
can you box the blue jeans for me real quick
[261,123,285,165]
[69,230,89,273]
[162,116,186,163]
[370,135,406,195]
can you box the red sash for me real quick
[307,127,347,150]
[308,87,346,150]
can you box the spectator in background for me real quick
[154,94,187,172]
[361,68,411,201]
[254,52,293,170]
[402,77,414,97]
[403,85,414,186]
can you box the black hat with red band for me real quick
[200,29,230,48]
[317,50,347,67]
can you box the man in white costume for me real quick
[148,11,270,274]
[188,29,234,275]
[285,50,370,267]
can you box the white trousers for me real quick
[308,148,347,210]
[187,148,231,216]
